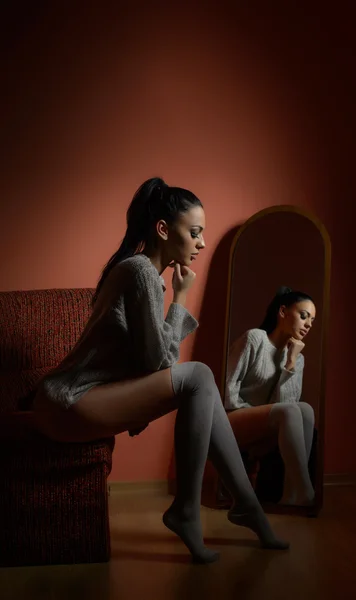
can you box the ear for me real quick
[279,304,287,319]
[156,219,169,241]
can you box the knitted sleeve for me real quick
[269,354,304,404]
[123,264,198,372]
[224,330,259,409]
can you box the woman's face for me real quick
[279,300,316,341]
[159,205,206,267]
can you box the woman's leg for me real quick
[228,406,299,505]
[227,405,276,451]
[227,405,278,492]
[228,403,315,505]
[33,369,176,442]
[167,363,288,555]
[269,404,315,505]
[35,366,223,562]
[34,362,288,563]
[298,402,315,462]
[279,402,314,505]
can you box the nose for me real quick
[197,234,205,249]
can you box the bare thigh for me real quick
[228,405,277,454]
[33,368,175,443]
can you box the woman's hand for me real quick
[285,337,305,371]
[172,263,196,305]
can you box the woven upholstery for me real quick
[0,288,95,412]
[0,289,115,567]
[0,288,94,370]
[0,436,115,566]
[0,368,50,412]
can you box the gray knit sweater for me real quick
[41,254,198,408]
[224,328,304,410]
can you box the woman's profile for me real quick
[34,177,288,563]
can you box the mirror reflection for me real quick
[222,208,330,511]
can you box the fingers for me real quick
[288,337,305,354]
[173,263,183,281]
[181,265,195,276]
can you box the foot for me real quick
[278,493,297,506]
[228,506,289,550]
[279,490,315,507]
[163,506,220,564]
[279,478,296,506]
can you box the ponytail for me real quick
[92,176,202,305]
[91,232,139,305]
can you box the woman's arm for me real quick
[225,330,257,409]
[123,266,198,373]
[269,354,304,404]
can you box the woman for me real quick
[225,287,316,506]
[33,177,288,564]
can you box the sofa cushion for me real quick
[0,368,50,412]
[0,435,115,567]
[0,289,94,370]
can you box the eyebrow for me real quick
[191,225,204,231]
[302,310,315,320]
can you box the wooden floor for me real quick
[1,484,355,600]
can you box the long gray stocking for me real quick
[163,362,288,563]
[270,403,315,505]
[298,402,315,461]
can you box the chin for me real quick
[171,259,187,268]
[180,258,191,266]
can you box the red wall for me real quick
[1,4,354,478]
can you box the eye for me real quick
[191,231,199,239]
[300,312,307,320]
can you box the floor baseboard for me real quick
[323,473,356,486]
[108,474,356,496]
[108,480,169,496]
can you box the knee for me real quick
[175,361,216,396]
[298,402,315,424]
[190,362,216,388]
[272,403,302,424]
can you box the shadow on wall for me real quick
[191,225,243,384]
[167,224,243,486]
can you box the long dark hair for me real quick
[259,286,314,334]
[93,177,203,304]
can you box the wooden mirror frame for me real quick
[219,205,331,516]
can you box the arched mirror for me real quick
[219,206,331,516]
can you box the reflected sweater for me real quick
[224,328,304,410]
[40,254,198,408]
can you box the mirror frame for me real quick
[219,205,331,516]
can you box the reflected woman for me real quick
[225,287,316,505]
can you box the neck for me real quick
[268,328,290,350]
[142,248,170,275]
